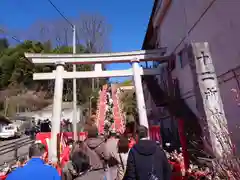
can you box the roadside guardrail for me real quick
[0,136,34,168]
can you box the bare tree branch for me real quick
[77,13,111,53]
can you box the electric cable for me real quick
[46,0,74,28]
[0,28,22,43]
[172,0,218,53]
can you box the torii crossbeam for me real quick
[25,48,170,163]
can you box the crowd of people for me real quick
[1,118,222,180]
[2,123,172,180]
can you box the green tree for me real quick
[0,38,9,52]
[0,38,104,116]
[120,80,132,86]
[120,89,137,123]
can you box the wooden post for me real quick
[4,97,9,117]
[192,42,232,157]
[14,143,18,160]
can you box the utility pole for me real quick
[72,25,78,141]
[92,69,95,91]
[89,96,94,117]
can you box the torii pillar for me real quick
[132,59,148,128]
[50,62,64,163]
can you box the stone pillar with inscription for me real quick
[192,42,232,157]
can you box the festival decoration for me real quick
[104,88,115,135]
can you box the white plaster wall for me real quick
[32,108,81,122]
[157,0,240,151]
[161,1,240,75]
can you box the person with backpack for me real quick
[123,125,171,180]
[62,140,106,180]
[84,125,110,180]
[84,125,110,165]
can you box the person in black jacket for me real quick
[123,125,171,180]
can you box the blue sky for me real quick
[0,0,154,82]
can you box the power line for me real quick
[46,0,74,28]
[0,28,22,43]
[46,1,78,142]
[172,0,217,53]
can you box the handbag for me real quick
[118,153,125,171]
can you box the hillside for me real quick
[0,38,106,117]
[114,81,137,123]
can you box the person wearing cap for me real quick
[6,143,60,180]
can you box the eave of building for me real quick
[142,0,158,50]
[142,0,172,50]
[153,0,172,28]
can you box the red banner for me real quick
[178,119,189,170]
[35,132,87,166]
[149,126,161,142]
[36,132,87,145]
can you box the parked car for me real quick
[0,124,22,139]
[10,116,35,136]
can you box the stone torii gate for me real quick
[25,48,169,162]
